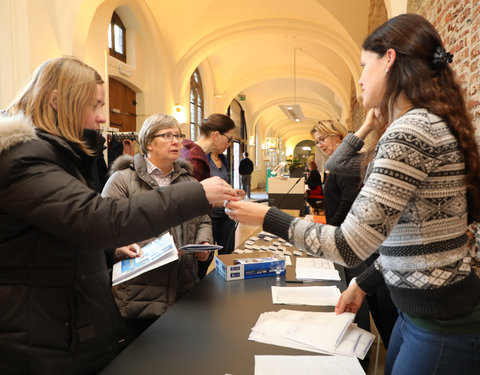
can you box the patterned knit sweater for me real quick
[264,108,480,319]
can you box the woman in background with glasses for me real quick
[102,113,213,342]
[311,119,372,371]
[181,113,236,182]
[181,113,242,276]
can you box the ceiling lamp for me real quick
[279,104,304,122]
[279,46,305,122]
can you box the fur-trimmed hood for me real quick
[0,114,38,154]
[109,154,195,177]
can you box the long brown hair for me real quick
[363,14,480,222]
[6,57,101,154]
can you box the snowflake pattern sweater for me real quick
[264,108,480,319]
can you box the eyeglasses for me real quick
[220,133,234,143]
[153,133,186,142]
[315,135,331,145]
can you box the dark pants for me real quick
[198,213,236,279]
[212,214,236,255]
[240,174,252,198]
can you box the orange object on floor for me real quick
[313,215,326,224]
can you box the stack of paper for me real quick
[296,257,340,281]
[271,285,341,306]
[112,232,178,286]
[249,309,374,360]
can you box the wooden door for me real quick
[109,77,137,132]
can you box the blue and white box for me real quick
[215,251,285,281]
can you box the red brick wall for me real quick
[408,0,480,138]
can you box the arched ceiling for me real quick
[142,0,371,143]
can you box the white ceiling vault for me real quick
[145,0,371,139]
[2,0,405,154]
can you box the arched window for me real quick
[189,68,204,140]
[108,11,127,63]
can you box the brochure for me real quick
[112,232,178,286]
[178,244,223,253]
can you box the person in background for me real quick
[0,57,238,375]
[324,108,381,178]
[209,149,238,255]
[312,120,360,227]
[181,113,241,276]
[239,152,254,198]
[102,113,212,342]
[324,108,398,350]
[305,159,322,191]
[311,119,371,371]
[180,113,235,182]
[226,14,480,375]
[304,159,323,216]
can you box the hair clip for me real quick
[432,47,453,69]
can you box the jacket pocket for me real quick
[28,287,73,351]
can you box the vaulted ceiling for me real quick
[143,0,374,148]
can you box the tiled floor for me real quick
[208,189,387,374]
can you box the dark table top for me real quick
[100,262,346,375]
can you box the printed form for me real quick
[295,257,341,281]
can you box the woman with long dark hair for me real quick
[226,14,480,374]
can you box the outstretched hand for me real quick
[200,176,239,204]
[335,279,367,315]
[225,200,270,226]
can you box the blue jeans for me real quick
[386,312,480,375]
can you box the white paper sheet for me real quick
[296,257,341,281]
[254,355,365,375]
[271,285,341,306]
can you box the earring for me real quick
[385,68,389,73]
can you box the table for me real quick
[100,263,346,374]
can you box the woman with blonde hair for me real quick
[311,120,359,227]
[312,118,372,371]
[0,56,237,374]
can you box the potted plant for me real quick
[287,156,305,177]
